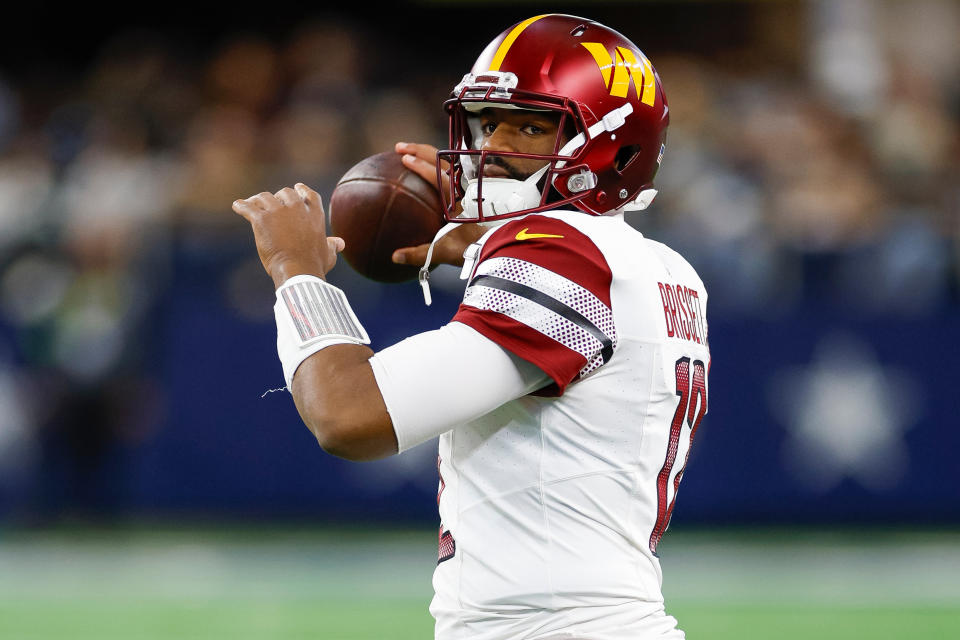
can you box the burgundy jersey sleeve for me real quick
[452,215,617,395]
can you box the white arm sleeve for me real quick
[368,321,550,453]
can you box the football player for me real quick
[233,14,709,640]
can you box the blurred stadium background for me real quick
[0,0,958,638]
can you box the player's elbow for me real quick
[290,354,398,461]
[309,419,356,459]
[309,415,395,462]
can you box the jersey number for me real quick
[649,357,707,554]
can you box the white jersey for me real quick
[432,210,709,639]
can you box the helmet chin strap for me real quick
[461,165,550,220]
[621,188,658,212]
[419,221,461,306]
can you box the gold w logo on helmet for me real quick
[580,43,656,106]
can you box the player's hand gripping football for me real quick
[392,142,486,267]
[232,184,344,288]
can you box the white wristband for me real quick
[274,275,370,389]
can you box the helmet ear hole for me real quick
[614,145,642,173]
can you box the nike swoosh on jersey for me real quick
[515,228,565,241]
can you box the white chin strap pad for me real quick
[461,166,549,220]
[621,188,658,212]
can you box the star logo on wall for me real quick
[768,332,922,492]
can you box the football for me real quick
[329,151,445,283]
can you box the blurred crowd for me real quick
[649,0,959,317]
[0,1,957,522]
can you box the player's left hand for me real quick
[232,183,344,288]
[392,141,485,267]
[392,222,486,267]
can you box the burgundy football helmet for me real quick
[438,14,669,223]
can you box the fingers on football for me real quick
[394,141,437,160]
[392,244,427,265]
[399,154,443,191]
[396,142,448,168]
[392,244,462,267]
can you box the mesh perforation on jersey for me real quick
[463,256,617,378]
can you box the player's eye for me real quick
[521,123,547,136]
[480,121,498,136]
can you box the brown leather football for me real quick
[329,151,445,283]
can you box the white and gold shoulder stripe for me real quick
[463,256,617,377]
